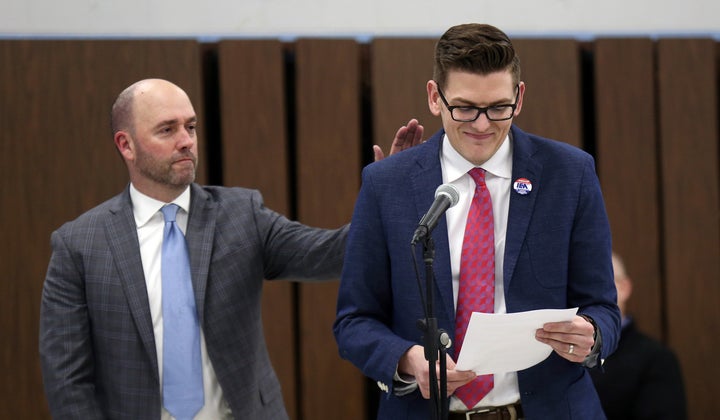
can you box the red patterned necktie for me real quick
[454,168,495,409]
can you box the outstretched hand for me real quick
[373,118,424,162]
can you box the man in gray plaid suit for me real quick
[39,78,421,419]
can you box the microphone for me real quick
[411,183,460,245]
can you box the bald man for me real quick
[39,79,421,420]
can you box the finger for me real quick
[444,353,457,369]
[536,326,594,349]
[372,145,385,162]
[401,120,424,149]
[413,124,424,145]
[400,121,416,144]
[536,334,589,361]
[559,342,588,361]
[541,320,576,333]
[544,316,594,334]
[447,370,476,384]
[563,342,590,359]
[538,330,580,345]
[545,340,583,361]
[393,126,409,147]
[403,119,423,146]
[445,371,477,396]
[544,333,594,352]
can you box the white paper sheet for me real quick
[454,307,578,375]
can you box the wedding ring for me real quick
[568,344,575,355]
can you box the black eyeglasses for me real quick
[436,84,519,122]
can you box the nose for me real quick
[176,128,195,150]
[470,112,492,131]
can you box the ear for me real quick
[513,81,526,117]
[622,276,633,300]
[427,80,442,117]
[114,131,134,161]
[615,274,633,304]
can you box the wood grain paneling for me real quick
[3,36,720,420]
[294,39,365,420]
[513,39,583,147]
[594,38,663,339]
[0,39,202,419]
[657,38,720,420]
[370,38,440,148]
[216,39,298,419]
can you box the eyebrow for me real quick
[453,95,514,107]
[152,116,197,130]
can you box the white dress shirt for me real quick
[440,135,522,411]
[130,184,232,420]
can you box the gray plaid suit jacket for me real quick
[40,183,347,419]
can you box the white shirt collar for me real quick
[129,184,191,228]
[441,133,513,182]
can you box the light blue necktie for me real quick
[161,204,203,420]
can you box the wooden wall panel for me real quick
[657,38,720,419]
[370,38,440,148]
[5,36,720,420]
[512,39,583,148]
[0,40,202,419]
[594,39,662,339]
[216,40,298,419]
[295,39,366,419]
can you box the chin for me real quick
[170,174,195,187]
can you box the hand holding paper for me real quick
[454,308,578,375]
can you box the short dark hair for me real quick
[110,83,138,137]
[433,23,521,88]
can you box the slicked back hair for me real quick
[433,23,521,89]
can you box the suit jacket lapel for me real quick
[105,187,159,380]
[410,131,455,323]
[186,184,217,325]
[504,126,542,293]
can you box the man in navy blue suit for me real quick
[334,23,620,419]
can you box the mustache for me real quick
[173,151,197,163]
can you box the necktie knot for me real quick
[161,204,180,223]
[468,167,486,187]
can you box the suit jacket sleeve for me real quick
[40,228,104,419]
[571,156,621,362]
[243,188,349,281]
[333,165,420,393]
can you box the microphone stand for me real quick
[417,235,450,420]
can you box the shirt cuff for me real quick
[579,314,602,368]
[393,369,419,396]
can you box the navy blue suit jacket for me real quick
[334,126,620,419]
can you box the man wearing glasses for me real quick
[334,23,620,419]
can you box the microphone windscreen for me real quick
[434,183,459,207]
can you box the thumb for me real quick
[446,354,457,369]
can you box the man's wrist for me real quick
[579,314,602,368]
[579,314,598,348]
